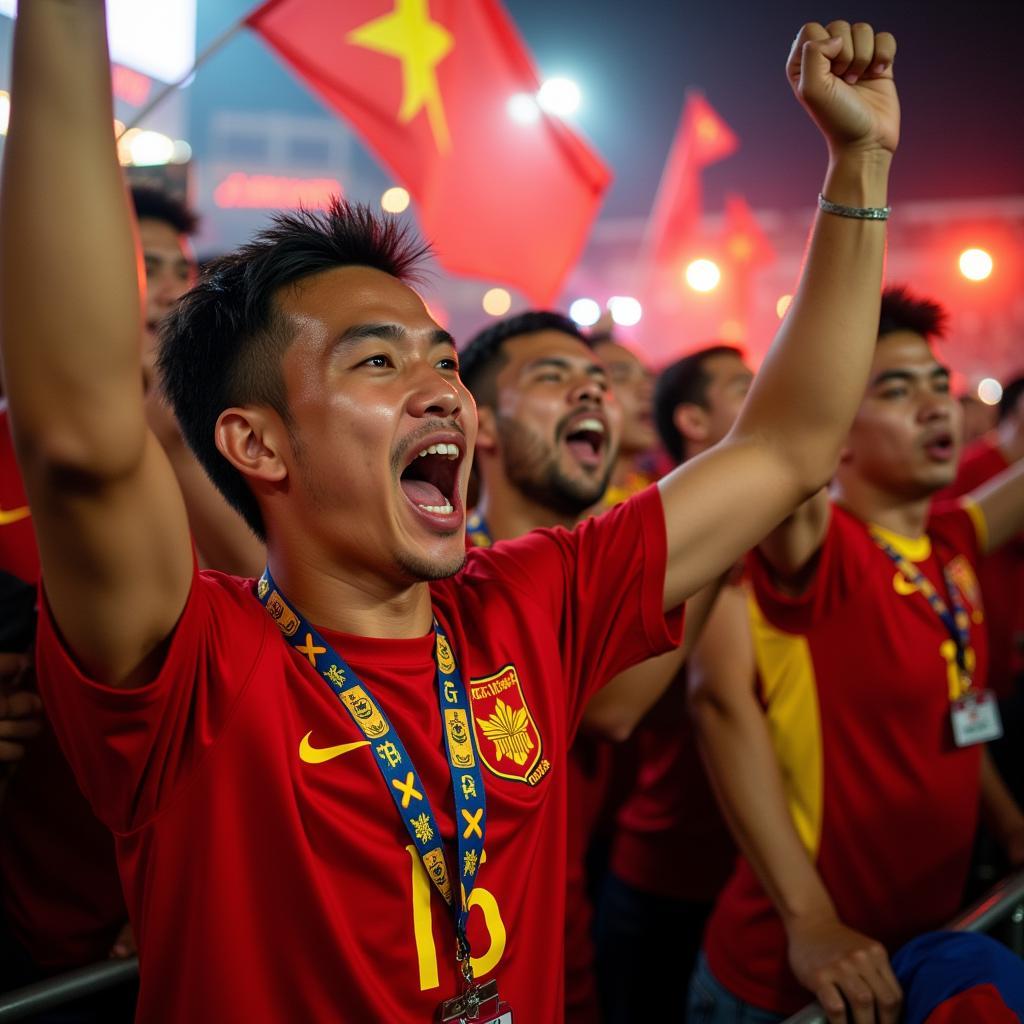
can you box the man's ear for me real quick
[475,405,499,453]
[672,403,710,447]
[214,407,289,483]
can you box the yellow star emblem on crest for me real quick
[347,0,454,152]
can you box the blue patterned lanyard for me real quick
[869,528,973,683]
[256,567,487,969]
[466,510,492,548]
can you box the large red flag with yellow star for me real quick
[245,0,611,305]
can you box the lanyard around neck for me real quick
[868,528,972,680]
[256,568,487,960]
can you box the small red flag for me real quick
[722,195,774,268]
[644,91,738,272]
[245,0,611,306]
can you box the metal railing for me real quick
[0,869,1021,1022]
[0,958,138,1022]
[783,867,1024,1024]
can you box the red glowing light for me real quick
[111,65,152,108]
[213,173,343,210]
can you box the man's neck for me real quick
[476,478,578,543]
[996,419,1024,465]
[830,475,931,538]
[265,540,435,640]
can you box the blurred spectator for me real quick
[690,288,1024,1023]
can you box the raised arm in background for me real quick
[688,587,902,1024]
[0,0,193,686]
[659,21,897,610]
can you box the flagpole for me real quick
[119,16,250,136]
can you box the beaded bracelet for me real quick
[818,193,891,220]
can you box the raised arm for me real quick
[688,587,902,1024]
[0,1,193,684]
[659,21,897,610]
[582,573,726,742]
[965,459,1024,555]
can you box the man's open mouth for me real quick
[563,417,607,468]
[923,431,955,461]
[399,442,462,516]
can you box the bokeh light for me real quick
[482,287,512,317]
[0,91,10,136]
[569,298,601,327]
[125,130,175,166]
[608,296,642,327]
[959,248,993,282]
[537,77,581,117]
[685,258,721,293]
[381,186,411,214]
[776,294,793,319]
[978,378,1003,405]
[507,93,541,124]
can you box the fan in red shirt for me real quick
[691,288,1024,1024]
[4,6,901,1020]
[459,312,705,1022]
[595,344,752,1023]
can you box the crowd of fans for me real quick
[0,4,1022,1024]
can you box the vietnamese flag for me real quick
[245,0,611,306]
[722,194,774,269]
[644,91,738,273]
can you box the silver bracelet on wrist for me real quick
[818,193,891,220]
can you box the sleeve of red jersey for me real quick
[469,485,683,724]
[927,500,986,567]
[34,569,268,834]
[749,505,867,634]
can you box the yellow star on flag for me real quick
[347,0,454,152]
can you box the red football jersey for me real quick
[704,503,988,1015]
[936,436,1024,699]
[37,487,681,1022]
[610,675,735,903]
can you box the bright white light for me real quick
[959,248,993,282]
[127,130,175,166]
[978,378,1003,405]
[0,91,9,136]
[507,93,541,124]
[0,0,196,84]
[569,298,601,327]
[685,258,721,293]
[537,77,581,117]
[608,296,642,327]
[776,294,793,319]
[482,288,512,317]
[171,139,193,163]
[381,186,411,214]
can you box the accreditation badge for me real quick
[437,978,512,1023]
[951,689,1003,747]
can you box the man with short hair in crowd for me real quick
[596,343,753,1023]
[3,4,901,1019]
[690,288,1024,1024]
[588,332,661,507]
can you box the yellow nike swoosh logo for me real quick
[0,505,30,526]
[298,731,370,764]
[893,572,918,596]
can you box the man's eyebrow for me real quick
[523,356,607,377]
[333,323,456,348]
[870,365,950,387]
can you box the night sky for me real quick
[195,0,1024,222]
